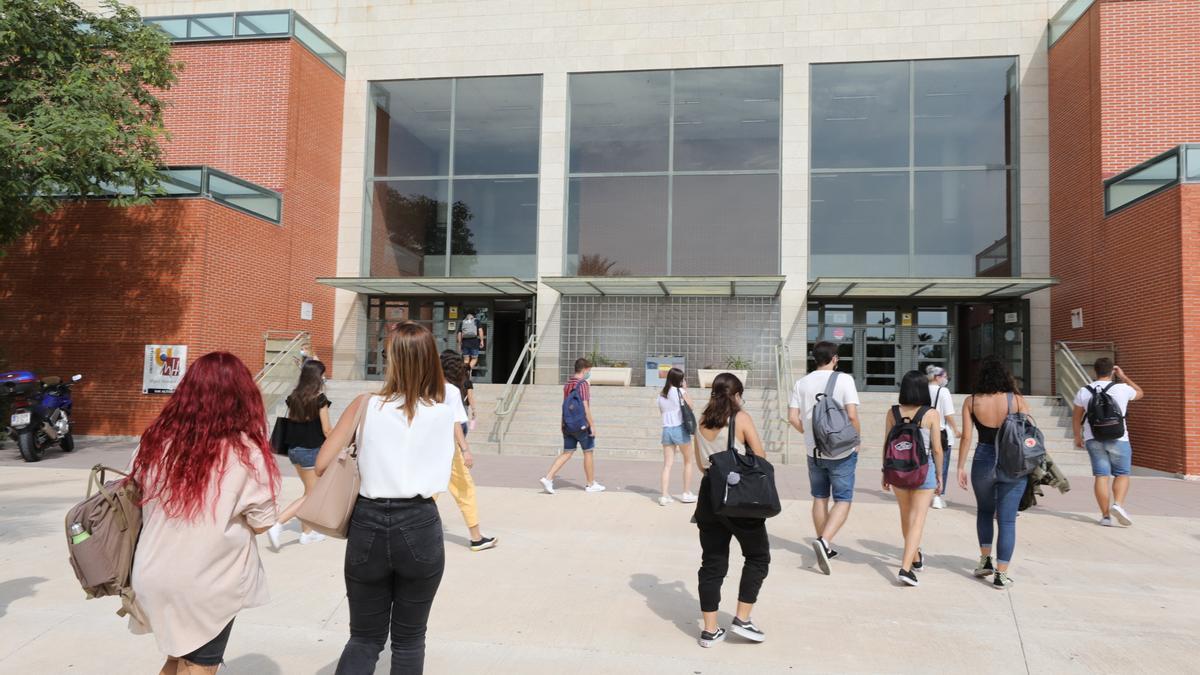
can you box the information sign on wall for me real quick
[143,345,187,394]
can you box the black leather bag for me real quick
[270,417,290,455]
[706,416,781,519]
[678,387,697,435]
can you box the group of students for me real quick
[126,323,493,674]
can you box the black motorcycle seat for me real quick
[41,376,61,386]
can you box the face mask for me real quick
[583,372,591,381]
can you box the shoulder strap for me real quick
[727,415,737,452]
[912,406,930,426]
[934,386,943,408]
[890,405,903,425]
[1006,391,1014,415]
[823,371,839,396]
[350,394,370,456]
[1101,381,1118,395]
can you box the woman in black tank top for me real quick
[958,356,1030,590]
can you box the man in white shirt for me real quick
[1073,358,1143,527]
[925,366,960,510]
[787,341,861,575]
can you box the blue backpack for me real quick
[562,381,589,435]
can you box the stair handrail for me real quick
[255,330,311,416]
[773,341,796,465]
[495,332,540,419]
[1054,340,1113,409]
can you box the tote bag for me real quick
[297,394,368,538]
[706,416,782,519]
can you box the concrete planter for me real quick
[589,367,633,386]
[698,369,749,388]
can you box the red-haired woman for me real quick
[129,352,280,674]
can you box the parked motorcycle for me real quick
[1,371,82,462]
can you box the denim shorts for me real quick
[287,446,319,469]
[461,339,481,357]
[563,432,595,452]
[1085,439,1132,477]
[807,452,858,502]
[661,424,691,446]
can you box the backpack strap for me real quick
[911,405,930,426]
[1006,391,1014,415]
[890,405,903,425]
[823,371,839,397]
[1100,381,1118,395]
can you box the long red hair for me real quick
[132,351,280,520]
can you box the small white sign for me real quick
[300,302,314,321]
[143,345,187,394]
[1004,312,1019,324]
[1070,308,1084,329]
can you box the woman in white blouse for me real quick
[317,322,467,674]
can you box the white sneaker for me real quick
[931,495,946,510]
[658,496,675,506]
[679,492,698,504]
[539,477,555,495]
[1111,503,1133,526]
[266,523,283,551]
[585,482,607,493]
[1099,516,1115,527]
[299,531,326,545]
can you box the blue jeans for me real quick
[807,452,858,502]
[938,443,952,495]
[336,497,444,675]
[971,443,1028,565]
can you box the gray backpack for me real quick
[811,372,860,459]
[460,316,478,338]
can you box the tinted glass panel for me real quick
[567,176,668,276]
[673,67,780,171]
[569,71,670,173]
[369,180,449,277]
[449,178,537,278]
[811,61,909,169]
[292,19,345,73]
[454,76,541,175]
[373,80,452,177]
[810,171,909,277]
[188,15,233,38]
[208,174,279,221]
[913,170,1009,276]
[236,12,289,35]
[148,18,188,38]
[1105,154,1178,212]
[671,174,778,274]
[1188,147,1200,181]
[914,58,1015,167]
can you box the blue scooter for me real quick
[1,371,82,462]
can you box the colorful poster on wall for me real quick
[143,345,187,394]
[449,306,459,319]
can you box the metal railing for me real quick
[255,330,311,418]
[492,332,541,455]
[773,341,795,464]
[1054,341,1114,409]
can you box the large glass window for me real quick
[567,67,781,276]
[367,75,541,279]
[810,58,1018,279]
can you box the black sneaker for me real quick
[698,627,726,648]
[974,555,995,578]
[912,549,924,571]
[470,536,498,552]
[731,617,765,643]
[992,571,1014,589]
[898,568,919,586]
[812,538,832,575]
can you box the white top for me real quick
[789,370,861,457]
[929,384,955,446]
[696,425,741,471]
[1073,380,1137,441]
[657,388,685,428]
[357,385,468,499]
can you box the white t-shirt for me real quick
[929,384,955,446]
[357,384,469,499]
[657,387,685,428]
[789,370,861,457]
[1073,380,1137,442]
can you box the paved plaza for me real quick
[0,439,1198,674]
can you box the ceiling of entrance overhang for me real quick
[316,277,536,296]
[807,277,1058,299]
[540,276,786,297]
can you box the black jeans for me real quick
[694,472,770,613]
[336,497,445,675]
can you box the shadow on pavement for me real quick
[857,539,980,582]
[225,653,283,674]
[628,573,714,640]
[0,576,47,618]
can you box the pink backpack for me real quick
[882,406,931,489]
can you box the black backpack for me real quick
[996,393,1045,479]
[1085,382,1126,441]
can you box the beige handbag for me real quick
[297,394,369,538]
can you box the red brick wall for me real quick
[0,38,344,438]
[1099,0,1200,177]
[1179,184,1200,475]
[1050,1,1196,474]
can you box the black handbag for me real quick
[270,417,290,455]
[678,387,697,435]
[706,415,782,519]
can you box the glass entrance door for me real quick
[808,303,956,392]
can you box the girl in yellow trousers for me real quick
[442,351,498,551]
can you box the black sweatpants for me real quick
[695,472,770,613]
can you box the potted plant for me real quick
[586,347,632,386]
[698,356,751,388]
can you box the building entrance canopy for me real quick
[807,277,1057,299]
[317,277,536,296]
[540,276,786,297]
